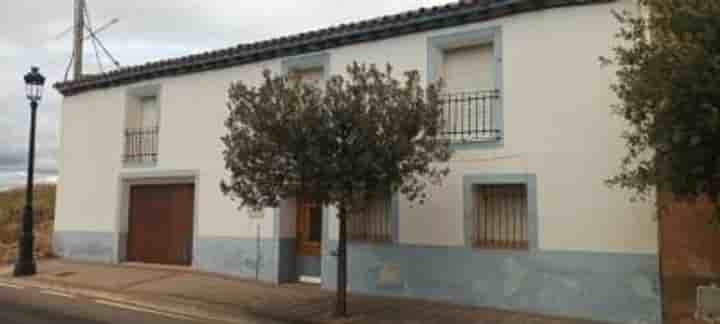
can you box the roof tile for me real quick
[54,0,613,96]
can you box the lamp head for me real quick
[24,66,46,103]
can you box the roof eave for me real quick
[53,0,615,97]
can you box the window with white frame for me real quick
[470,184,528,249]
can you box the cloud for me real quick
[0,0,449,190]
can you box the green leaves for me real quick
[606,0,720,213]
[221,62,453,213]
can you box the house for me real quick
[52,0,661,323]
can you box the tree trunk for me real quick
[335,204,348,317]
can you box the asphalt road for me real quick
[0,283,218,324]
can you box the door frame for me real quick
[116,170,199,266]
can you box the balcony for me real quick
[123,127,158,164]
[440,90,501,143]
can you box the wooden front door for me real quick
[127,184,194,265]
[296,199,323,256]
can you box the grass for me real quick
[0,184,56,263]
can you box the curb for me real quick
[0,277,265,324]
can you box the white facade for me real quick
[57,0,655,252]
[54,1,660,322]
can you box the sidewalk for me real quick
[0,259,608,324]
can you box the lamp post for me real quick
[14,67,45,277]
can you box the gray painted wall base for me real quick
[322,241,660,324]
[277,238,296,283]
[55,231,289,284]
[195,236,279,283]
[55,231,660,323]
[54,231,118,263]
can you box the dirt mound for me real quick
[0,184,56,264]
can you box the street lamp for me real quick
[14,67,45,277]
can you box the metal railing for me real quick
[439,90,501,142]
[348,197,392,243]
[472,184,529,250]
[123,127,158,163]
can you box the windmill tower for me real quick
[73,0,85,79]
[62,0,120,81]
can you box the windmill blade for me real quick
[83,18,119,41]
[52,25,74,41]
[84,18,121,68]
[51,17,119,42]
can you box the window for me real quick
[282,52,329,87]
[290,67,324,86]
[441,44,495,93]
[470,184,528,249]
[439,44,500,142]
[138,96,159,129]
[428,27,503,143]
[124,86,161,165]
[348,197,392,243]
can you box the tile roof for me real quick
[54,0,613,96]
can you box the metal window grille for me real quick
[123,127,159,163]
[348,197,392,243]
[472,184,528,249]
[440,90,501,143]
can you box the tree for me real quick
[603,0,720,220]
[220,63,452,316]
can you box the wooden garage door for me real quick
[127,184,194,265]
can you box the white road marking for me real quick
[40,290,76,299]
[93,299,197,321]
[0,282,25,290]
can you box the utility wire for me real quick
[91,37,104,73]
[83,4,104,73]
[54,1,123,82]
[64,51,76,81]
[83,1,121,68]
[82,18,119,40]
[54,17,121,79]
[84,24,120,68]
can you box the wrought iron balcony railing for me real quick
[440,90,501,143]
[123,127,158,164]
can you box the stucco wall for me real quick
[55,0,656,259]
[326,0,657,254]
[56,60,281,243]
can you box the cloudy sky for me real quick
[0,0,449,190]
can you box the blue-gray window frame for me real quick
[427,26,504,148]
[463,173,538,250]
